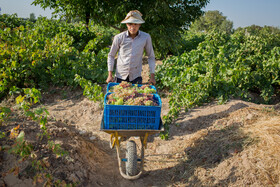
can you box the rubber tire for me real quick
[126,140,138,176]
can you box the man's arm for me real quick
[106,71,114,83]
[145,34,156,85]
[107,35,120,83]
[149,73,156,85]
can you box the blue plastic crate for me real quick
[106,82,157,93]
[103,92,162,130]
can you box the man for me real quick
[106,10,156,85]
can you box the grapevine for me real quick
[0,14,115,100]
[156,30,280,139]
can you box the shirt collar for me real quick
[125,30,141,38]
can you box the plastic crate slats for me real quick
[138,110,147,116]
[147,111,156,117]
[104,83,162,130]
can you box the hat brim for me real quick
[121,17,145,24]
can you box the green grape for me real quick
[107,81,158,106]
[144,100,153,106]
[115,98,124,105]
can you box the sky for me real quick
[0,0,279,29]
[0,0,53,18]
[204,0,280,28]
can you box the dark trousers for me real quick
[115,76,142,84]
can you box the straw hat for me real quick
[121,10,145,24]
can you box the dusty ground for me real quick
[1,61,280,186]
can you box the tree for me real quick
[32,0,209,57]
[190,10,233,34]
[235,25,280,37]
[30,13,36,22]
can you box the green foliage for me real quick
[59,23,97,51]
[0,107,12,124]
[235,25,280,36]
[178,30,206,55]
[86,24,118,55]
[0,14,30,29]
[48,140,68,157]
[9,131,33,159]
[156,29,280,139]
[15,88,49,137]
[0,131,5,139]
[74,75,104,102]
[0,17,76,182]
[13,87,68,159]
[32,0,209,57]
[30,13,36,22]
[190,10,233,34]
[24,88,42,104]
[0,14,111,100]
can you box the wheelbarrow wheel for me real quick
[126,140,138,176]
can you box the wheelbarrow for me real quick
[100,115,164,180]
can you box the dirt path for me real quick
[41,92,280,186]
[1,61,280,186]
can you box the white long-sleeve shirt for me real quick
[107,30,156,81]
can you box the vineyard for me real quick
[1,14,280,186]
[157,28,280,138]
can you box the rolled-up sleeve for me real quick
[145,34,156,73]
[108,35,120,72]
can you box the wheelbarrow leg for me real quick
[110,132,121,149]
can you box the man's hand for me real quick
[106,71,114,83]
[148,73,156,85]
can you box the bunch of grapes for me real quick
[110,81,133,92]
[107,81,158,106]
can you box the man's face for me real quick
[126,23,141,35]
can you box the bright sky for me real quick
[205,0,280,28]
[0,0,53,18]
[0,0,279,29]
